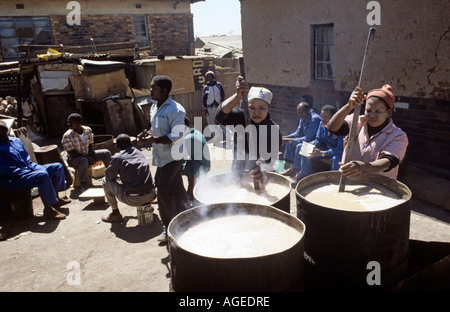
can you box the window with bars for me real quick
[0,17,52,59]
[314,24,334,80]
[133,15,149,48]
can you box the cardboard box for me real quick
[69,69,129,100]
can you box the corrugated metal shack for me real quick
[1,42,242,139]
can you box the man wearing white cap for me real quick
[216,76,282,185]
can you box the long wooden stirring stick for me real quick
[338,27,376,192]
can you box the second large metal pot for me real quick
[295,171,412,290]
[193,171,292,213]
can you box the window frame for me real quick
[132,14,149,48]
[0,16,52,59]
[313,23,334,81]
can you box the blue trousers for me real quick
[291,143,304,170]
[67,149,111,185]
[284,141,302,163]
[297,154,341,176]
[293,142,342,176]
[2,163,66,206]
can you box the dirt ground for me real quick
[0,140,449,292]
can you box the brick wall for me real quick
[48,13,193,56]
[147,13,193,56]
[50,15,135,46]
[393,96,450,170]
[252,82,450,171]
[254,82,351,135]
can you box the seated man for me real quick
[181,117,211,201]
[101,134,156,223]
[62,113,111,192]
[0,120,69,219]
[291,105,344,184]
[281,102,321,177]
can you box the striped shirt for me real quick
[61,125,93,155]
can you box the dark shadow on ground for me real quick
[108,214,163,244]
[0,213,62,241]
[410,198,450,224]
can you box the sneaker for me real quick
[43,206,66,220]
[101,212,123,223]
[157,230,168,243]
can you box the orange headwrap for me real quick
[367,84,395,109]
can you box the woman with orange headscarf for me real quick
[327,84,408,180]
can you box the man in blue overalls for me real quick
[0,120,69,219]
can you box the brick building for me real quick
[240,0,450,172]
[0,0,203,61]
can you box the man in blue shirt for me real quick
[281,102,321,177]
[0,120,69,219]
[291,105,344,184]
[137,75,189,243]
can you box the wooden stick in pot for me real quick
[338,27,376,192]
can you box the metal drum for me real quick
[295,171,412,290]
[168,203,306,292]
[92,134,115,155]
[193,171,292,213]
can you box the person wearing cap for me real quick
[327,85,408,179]
[137,75,189,243]
[0,120,70,219]
[216,76,282,185]
[101,134,156,223]
[280,102,321,177]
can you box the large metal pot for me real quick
[168,203,306,292]
[295,171,412,290]
[193,171,292,213]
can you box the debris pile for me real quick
[0,96,42,133]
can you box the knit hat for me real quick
[248,87,273,105]
[367,84,395,109]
